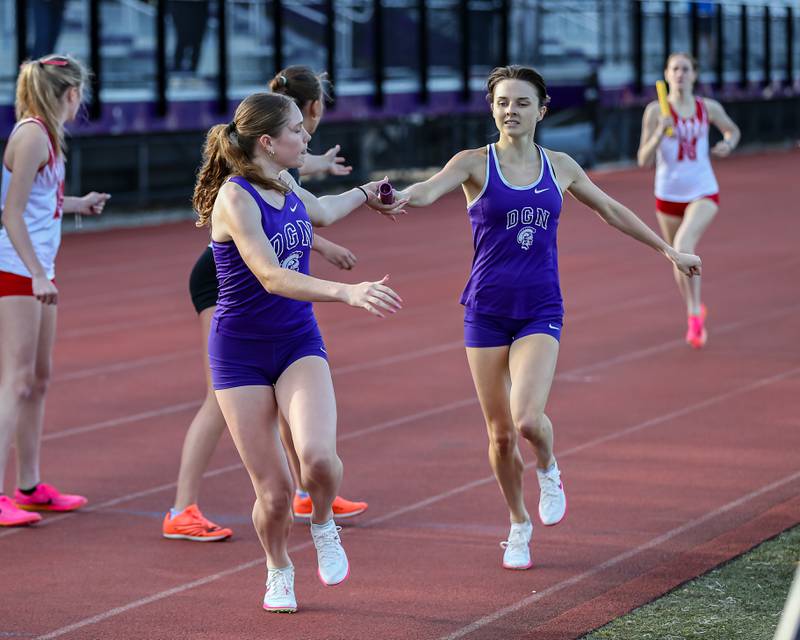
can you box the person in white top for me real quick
[0,55,109,527]
[638,52,740,349]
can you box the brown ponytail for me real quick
[193,92,294,227]
[16,54,89,156]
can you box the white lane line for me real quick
[54,350,197,382]
[437,468,800,640]
[42,401,201,442]
[29,365,800,637]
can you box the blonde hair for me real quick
[193,92,294,227]
[15,55,89,156]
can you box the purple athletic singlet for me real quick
[461,144,564,347]
[208,176,326,390]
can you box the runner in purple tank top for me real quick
[398,66,701,570]
[192,92,405,612]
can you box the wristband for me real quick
[356,186,369,203]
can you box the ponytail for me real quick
[16,55,89,155]
[193,93,294,227]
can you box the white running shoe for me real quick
[500,520,533,570]
[311,519,350,586]
[537,460,567,526]
[263,565,297,613]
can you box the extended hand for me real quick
[345,275,402,317]
[362,178,408,221]
[672,251,702,277]
[323,145,353,176]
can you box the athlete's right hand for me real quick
[671,251,702,277]
[656,115,673,137]
[345,275,402,317]
[32,274,58,305]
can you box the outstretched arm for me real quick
[556,152,701,276]
[214,182,400,316]
[281,171,406,227]
[397,149,482,207]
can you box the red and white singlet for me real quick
[654,98,719,203]
[0,118,65,279]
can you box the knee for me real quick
[300,451,341,486]
[3,371,44,402]
[486,420,516,457]
[255,487,293,520]
[515,412,547,443]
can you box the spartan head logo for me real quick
[517,226,535,250]
[280,251,303,271]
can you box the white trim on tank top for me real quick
[539,145,564,205]
[466,145,492,210]
[492,143,544,191]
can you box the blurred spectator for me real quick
[30,0,67,59]
[168,0,209,74]
[695,1,716,66]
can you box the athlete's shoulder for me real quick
[449,146,487,167]
[541,147,577,172]
[643,100,661,113]
[699,96,723,113]
[5,119,51,167]
[218,179,257,213]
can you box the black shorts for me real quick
[189,245,218,314]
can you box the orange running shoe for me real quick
[162,504,233,542]
[0,495,42,526]
[293,494,368,520]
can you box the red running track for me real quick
[2,150,799,640]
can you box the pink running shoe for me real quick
[0,495,42,526]
[685,314,707,349]
[14,483,88,512]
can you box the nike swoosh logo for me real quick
[534,188,549,194]
[290,203,297,212]
[548,324,561,330]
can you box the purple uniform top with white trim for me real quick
[460,143,564,320]
[212,176,315,339]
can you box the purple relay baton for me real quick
[378,182,395,205]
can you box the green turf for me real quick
[581,524,800,640]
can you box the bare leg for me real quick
[275,356,341,525]
[278,413,302,493]
[673,199,718,316]
[216,385,293,568]
[465,345,528,524]
[656,212,690,310]
[14,302,56,490]
[173,306,228,510]
[507,334,560,470]
[0,298,46,494]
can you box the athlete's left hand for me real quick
[322,144,353,176]
[320,240,357,270]
[78,191,111,215]
[671,250,702,277]
[711,140,733,157]
[361,178,408,221]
